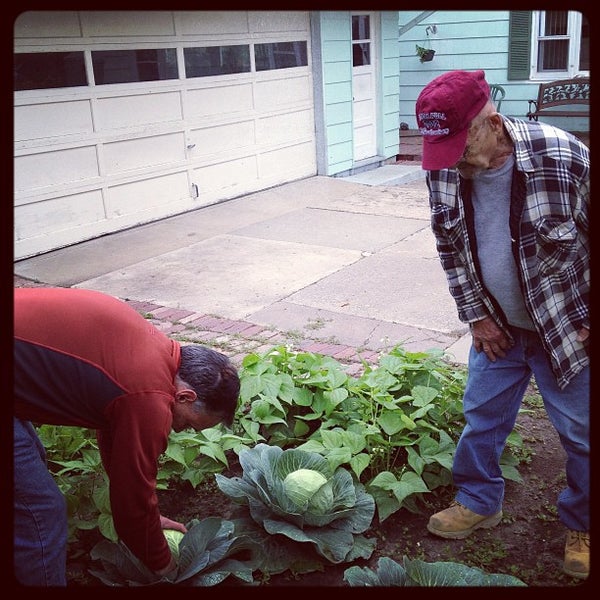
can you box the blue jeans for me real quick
[14,418,67,586]
[453,327,589,532]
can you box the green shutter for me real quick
[507,11,532,80]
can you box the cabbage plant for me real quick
[88,517,261,586]
[343,556,527,587]
[215,443,376,565]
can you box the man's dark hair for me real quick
[178,345,240,426]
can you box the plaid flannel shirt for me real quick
[426,116,589,389]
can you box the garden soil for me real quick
[65,398,587,588]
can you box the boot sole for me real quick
[427,511,503,539]
[563,565,588,580]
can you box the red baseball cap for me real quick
[415,70,491,170]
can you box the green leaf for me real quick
[349,452,371,480]
[378,409,409,435]
[344,555,527,586]
[411,385,439,407]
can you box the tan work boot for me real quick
[563,529,589,579]
[427,501,502,539]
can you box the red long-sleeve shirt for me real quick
[14,287,180,572]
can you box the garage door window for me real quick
[184,45,250,77]
[92,49,178,84]
[14,52,87,91]
[255,41,307,71]
[15,40,309,92]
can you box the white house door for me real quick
[351,12,377,161]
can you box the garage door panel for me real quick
[104,132,186,175]
[105,172,191,218]
[96,92,183,130]
[15,101,93,142]
[14,190,105,241]
[190,121,256,157]
[80,11,175,36]
[15,147,99,193]
[249,11,309,33]
[195,157,258,195]
[254,75,311,110]
[186,84,254,118]
[256,109,314,146]
[14,11,81,37]
[176,11,249,35]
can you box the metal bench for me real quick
[526,77,590,121]
[489,84,505,111]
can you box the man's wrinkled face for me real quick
[453,117,493,179]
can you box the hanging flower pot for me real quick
[415,45,435,63]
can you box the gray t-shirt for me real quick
[471,155,535,331]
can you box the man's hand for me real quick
[152,516,186,581]
[472,317,512,362]
[160,515,187,533]
[154,555,178,579]
[577,327,589,342]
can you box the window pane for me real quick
[537,39,569,71]
[543,11,568,36]
[255,41,307,71]
[184,45,250,77]
[352,43,370,66]
[92,49,178,84]
[14,52,87,91]
[352,15,370,41]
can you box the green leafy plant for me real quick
[415,44,435,62]
[343,555,527,586]
[237,346,351,447]
[236,344,524,523]
[35,425,116,542]
[88,517,260,586]
[159,425,254,488]
[215,444,377,567]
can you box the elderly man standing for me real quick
[415,70,589,580]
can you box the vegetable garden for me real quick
[38,343,580,587]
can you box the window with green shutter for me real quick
[507,11,532,80]
[508,11,589,81]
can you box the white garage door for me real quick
[14,11,316,259]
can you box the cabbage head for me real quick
[283,469,334,514]
[163,529,185,558]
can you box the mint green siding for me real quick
[398,10,588,135]
[380,14,401,161]
[316,12,353,175]
[312,11,401,176]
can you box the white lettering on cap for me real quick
[418,111,449,137]
[420,127,450,136]
[418,111,446,120]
